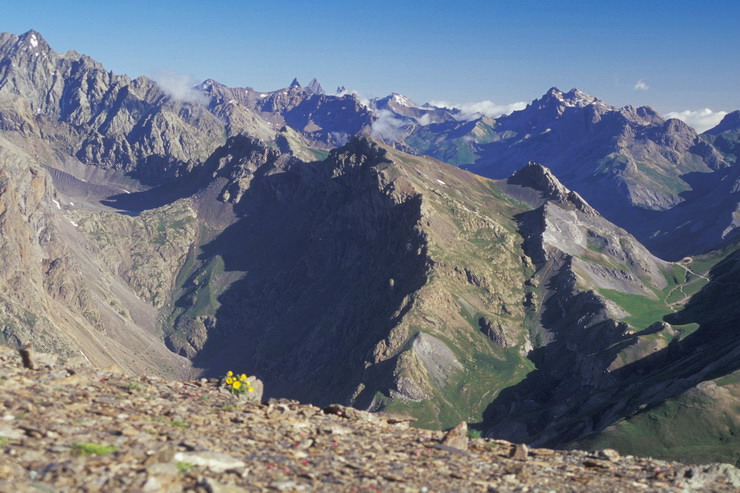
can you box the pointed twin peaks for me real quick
[288,77,324,95]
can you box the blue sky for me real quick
[4,1,739,129]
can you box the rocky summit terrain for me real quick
[1,346,739,492]
[0,28,738,474]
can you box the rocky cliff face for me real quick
[0,133,191,377]
[0,31,271,185]
[145,136,534,429]
[480,165,738,464]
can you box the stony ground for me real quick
[1,346,738,492]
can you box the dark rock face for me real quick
[478,317,510,347]
[705,110,740,137]
[163,138,429,405]
[508,162,595,215]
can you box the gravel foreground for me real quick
[1,346,738,492]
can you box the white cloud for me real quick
[633,80,649,91]
[371,109,407,141]
[418,113,435,126]
[428,100,527,121]
[153,70,209,105]
[664,108,728,133]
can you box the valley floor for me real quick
[1,346,738,492]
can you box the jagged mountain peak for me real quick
[539,86,604,109]
[389,93,417,107]
[306,78,324,95]
[0,29,53,58]
[289,77,302,88]
[325,136,390,170]
[19,29,46,48]
[507,161,594,214]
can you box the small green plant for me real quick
[468,429,482,439]
[72,442,117,456]
[221,403,236,411]
[171,420,188,428]
[0,437,8,447]
[176,461,194,474]
[223,371,255,395]
[127,382,141,392]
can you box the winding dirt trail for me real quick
[666,257,711,308]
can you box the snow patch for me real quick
[52,199,61,209]
[69,220,79,227]
[436,179,447,186]
[29,35,38,48]
[391,93,416,108]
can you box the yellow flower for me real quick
[232,381,242,390]
[226,371,233,377]
[247,387,254,393]
[240,374,247,381]
[225,377,234,385]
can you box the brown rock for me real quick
[598,448,621,461]
[18,344,35,369]
[144,444,176,465]
[441,422,468,451]
[510,443,529,461]
[584,459,614,469]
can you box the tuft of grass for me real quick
[176,461,194,474]
[72,442,117,456]
[468,429,482,439]
[0,437,8,447]
[221,403,236,411]
[171,420,188,428]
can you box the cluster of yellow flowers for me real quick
[224,370,254,395]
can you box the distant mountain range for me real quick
[0,30,737,465]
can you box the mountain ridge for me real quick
[0,30,737,465]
